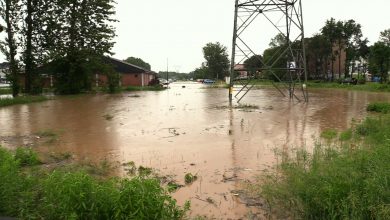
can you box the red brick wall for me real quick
[121,73,142,86]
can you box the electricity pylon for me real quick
[229,0,308,103]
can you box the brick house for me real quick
[96,57,157,87]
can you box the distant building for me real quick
[234,64,248,79]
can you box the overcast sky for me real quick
[1,0,390,73]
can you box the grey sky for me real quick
[1,0,389,73]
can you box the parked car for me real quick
[203,79,216,84]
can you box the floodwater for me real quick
[1,83,390,219]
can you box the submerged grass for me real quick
[258,114,390,219]
[0,96,49,107]
[124,85,166,92]
[0,147,189,219]
[367,102,390,114]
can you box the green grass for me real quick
[257,115,390,219]
[0,146,189,219]
[0,96,49,107]
[307,81,390,92]
[367,102,390,113]
[0,88,12,95]
[124,85,166,92]
[243,80,390,92]
[320,128,338,140]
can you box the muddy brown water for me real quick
[1,83,390,219]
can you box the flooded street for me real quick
[1,83,390,218]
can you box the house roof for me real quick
[107,57,151,74]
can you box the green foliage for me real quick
[320,129,338,140]
[244,55,263,75]
[124,57,151,70]
[367,102,390,114]
[260,115,390,219]
[306,34,332,79]
[379,29,390,46]
[190,66,210,80]
[0,96,49,107]
[184,173,198,184]
[263,45,287,81]
[158,71,190,81]
[0,0,22,97]
[0,146,189,219]
[124,85,165,92]
[48,0,117,94]
[0,88,12,95]
[369,42,390,83]
[202,42,230,80]
[307,81,390,92]
[339,129,353,141]
[14,147,40,166]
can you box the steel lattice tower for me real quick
[229,0,308,103]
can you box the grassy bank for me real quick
[0,147,188,219]
[253,103,390,219]
[307,81,390,92]
[0,96,50,107]
[123,85,166,92]
[0,88,12,95]
[234,80,390,92]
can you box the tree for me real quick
[342,19,363,77]
[269,33,287,48]
[47,0,117,94]
[369,42,390,83]
[244,55,263,76]
[379,29,390,46]
[190,66,209,80]
[124,57,151,70]
[321,18,364,79]
[306,34,332,79]
[202,42,230,80]
[0,0,21,97]
[321,18,342,81]
[21,0,51,94]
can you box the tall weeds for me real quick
[260,114,390,219]
[0,147,189,219]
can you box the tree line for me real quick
[190,18,390,84]
[0,0,117,96]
